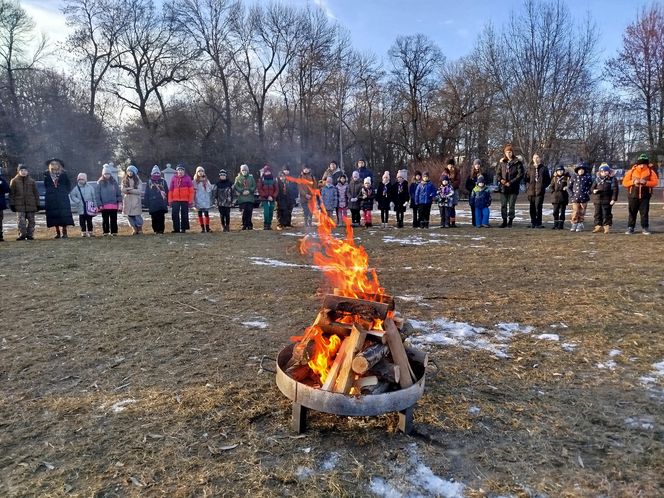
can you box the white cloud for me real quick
[314,0,336,20]
[22,0,71,66]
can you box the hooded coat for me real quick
[234,172,257,204]
[525,163,551,196]
[549,172,570,205]
[591,175,619,204]
[568,170,593,203]
[169,174,195,204]
[193,176,213,209]
[622,163,659,199]
[44,170,74,227]
[393,180,410,211]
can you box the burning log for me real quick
[284,364,312,383]
[351,343,390,375]
[286,311,330,369]
[322,294,390,321]
[321,337,348,391]
[333,325,367,394]
[369,359,400,385]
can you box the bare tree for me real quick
[388,34,443,161]
[606,5,664,156]
[477,0,597,163]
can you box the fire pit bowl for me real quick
[276,343,426,434]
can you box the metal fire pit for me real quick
[276,343,426,434]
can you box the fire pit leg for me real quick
[292,403,308,434]
[398,406,414,434]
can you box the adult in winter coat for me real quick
[445,159,462,190]
[469,175,492,228]
[145,165,169,234]
[297,165,317,228]
[258,165,279,230]
[622,153,659,235]
[393,172,410,228]
[321,161,343,186]
[169,164,194,233]
[9,164,39,240]
[44,158,74,238]
[465,160,484,227]
[375,171,393,228]
[590,163,619,233]
[96,164,122,236]
[347,170,363,227]
[414,172,437,228]
[525,153,551,228]
[233,164,257,230]
[276,168,297,229]
[549,165,570,230]
[409,170,422,227]
[567,162,593,232]
[320,176,339,222]
[193,166,213,232]
[0,168,10,241]
[335,173,349,226]
[69,172,99,237]
[354,159,373,182]
[122,165,144,235]
[213,169,234,232]
[496,144,524,227]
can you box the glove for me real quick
[610,200,615,206]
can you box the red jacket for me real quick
[168,175,194,203]
[258,177,278,200]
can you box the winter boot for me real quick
[500,218,507,228]
[62,227,68,238]
[570,223,577,232]
[0,231,4,241]
[507,219,513,228]
[450,217,456,227]
[592,225,602,233]
[552,221,558,230]
[558,221,564,230]
[603,225,610,234]
[205,224,211,232]
[54,227,61,239]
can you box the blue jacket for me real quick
[568,173,593,203]
[469,185,492,209]
[356,166,373,182]
[414,181,437,205]
[320,184,338,212]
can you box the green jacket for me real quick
[233,173,256,204]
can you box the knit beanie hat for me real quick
[219,169,227,176]
[477,175,485,184]
[382,171,390,182]
[414,170,422,178]
[637,153,649,164]
[127,165,139,176]
[363,177,372,185]
[440,174,449,183]
[598,163,610,173]
[176,164,186,172]
[17,164,27,172]
[151,165,161,176]
[102,164,111,175]
[351,170,360,180]
[195,166,205,175]
[262,164,272,175]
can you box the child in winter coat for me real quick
[169,165,194,233]
[335,173,349,226]
[465,160,484,227]
[568,162,593,232]
[394,172,410,228]
[69,172,99,237]
[145,165,169,234]
[469,175,492,228]
[320,175,339,223]
[359,177,375,228]
[414,172,437,228]
[193,166,213,232]
[622,153,659,235]
[213,169,234,232]
[258,165,279,230]
[0,168,9,241]
[437,175,457,228]
[297,166,316,228]
[96,164,122,236]
[442,163,461,226]
[376,171,393,228]
[9,164,40,240]
[347,170,363,227]
[122,165,144,235]
[409,170,422,227]
[591,163,619,233]
[549,165,569,230]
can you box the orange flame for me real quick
[307,330,342,382]
[287,175,384,300]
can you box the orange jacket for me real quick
[622,164,659,199]
[168,175,194,203]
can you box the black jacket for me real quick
[496,158,524,195]
[393,180,410,211]
[591,176,619,204]
[0,175,9,210]
[44,171,74,227]
[145,178,169,213]
[549,173,569,205]
[525,163,551,196]
[375,182,393,210]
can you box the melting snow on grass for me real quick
[536,334,560,341]
[241,319,269,329]
[249,257,308,268]
[369,443,464,498]
[625,415,655,431]
[407,319,533,359]
[640,360,664,400]
[383,235,447,246]
[109,399,137,413]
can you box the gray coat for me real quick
[193,179,213,209]
[96,177,122,209]
[69,183,98,214]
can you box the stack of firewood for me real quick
[286,292,428,395]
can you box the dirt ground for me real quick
[1,202,663,497]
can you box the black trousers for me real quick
[240,202,254,228]
[417,204,432,227]
[439,206,451,226]
[350,208,361,225]
[79,214,93,232]
[411,206,419,227]
[101,209,118,234]
[171,201,190,232]
[593,203,613,226]
[552,203,567,222]
[627,197,650,229]
[528,195,544,226]
[395,209,405,227]
[500,193,518,220]
[151,211,166,233]
[277,203,292,227]
[380,208,389,223]
[219,206,231,229]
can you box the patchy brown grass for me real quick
[1,203,663,497]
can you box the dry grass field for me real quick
[1,202,663,497]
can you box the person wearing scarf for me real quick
[193,166,213,232]
[44,158,74,238]
[168,164,194,233]
[145,165,169,234]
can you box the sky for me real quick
[22,0,646,67]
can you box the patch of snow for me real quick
[320,452,340,471]
[241,320,269,329]
[369,477,403,498]
[249,257,305,268]
[625,416,655,431]
[550,322,568,329]
[468,406,481,415]
[110,399,137,413]
[608,349,622,357]
[495,323,535,335]
[295,466,314,479]
[596,360,617,370]
[561,343,577,352]
[383,235,447,246]
[536,334,559,341]
[396,294,424,302]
